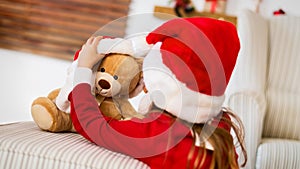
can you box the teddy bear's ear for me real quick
[129,76,145,98]
[134,57,144,71]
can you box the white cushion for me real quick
[256,138,300,169]
[264,16,300,139]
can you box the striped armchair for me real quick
[226,9,300,169]
[0,122,149,169]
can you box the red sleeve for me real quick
[73,50,80,60]
[69,83,190,158]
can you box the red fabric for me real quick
[211,0,217,13]
[206,0,226,13]
[205,0,226,1]
[204,0,219,13]
[175,0,192,8]
[273,9,285,15]
[73,49,80,60]
[146,17,240,96]
[175,0,185,7]
[69,83,237,169]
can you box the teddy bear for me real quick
[31,37,150,132]
[94,53,144,120]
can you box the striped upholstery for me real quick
[256,138,300,169]
[0,122,149,169]
[229,93,264,169]
[226,9,269,97]
[263,16,300,140]
[226,9,300,169]
[227,93,265,169]
[226,9,268,169]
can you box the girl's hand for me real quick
[78,36,105,69]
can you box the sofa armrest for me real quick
[228,91,266,169]
[226,9,269,98]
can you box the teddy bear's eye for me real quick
[113,75,118,80]
[100,68,105,72]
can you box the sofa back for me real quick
[263,16,300,140]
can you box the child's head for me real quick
[140,17,247,168]
[142,17,240,124]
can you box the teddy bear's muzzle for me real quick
[98,79,111,90]
[95,72,122,97]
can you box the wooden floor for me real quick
[0,0,131,60]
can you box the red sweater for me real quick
[70,83,234,169]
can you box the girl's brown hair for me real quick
[187,107,247,169]
[148,103,247,168]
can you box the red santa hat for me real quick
[140,17,240,123]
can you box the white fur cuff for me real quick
[74,67,93,87]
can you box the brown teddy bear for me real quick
[31,37,150,132]
[94,53,144,120]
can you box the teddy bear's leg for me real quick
[56,109,75,132]
[31,97,73,132]
[31,97,57,131]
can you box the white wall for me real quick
[0,49,71,124]
[1,0,300,124]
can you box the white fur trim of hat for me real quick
[97,38,134,56]
[140,43,225,124]
[97,35,152,57]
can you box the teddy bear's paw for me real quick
[31,97,57,131]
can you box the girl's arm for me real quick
[70,36,190,158]
[69,83,189,158]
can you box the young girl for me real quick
[69,17,247,169]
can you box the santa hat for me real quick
[140,17,240,123]
[72,35,151,60]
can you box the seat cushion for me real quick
[264,15,300,139]
[256,138,300,169]
[0,122,149,169]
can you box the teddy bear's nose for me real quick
[98,79,111,89]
